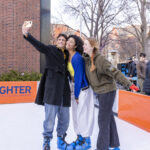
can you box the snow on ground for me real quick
[0,103,150,150]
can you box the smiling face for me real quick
[140,56,146,62]
[83,40,93,56]
[56,36,66,49]
[66,37,76,52]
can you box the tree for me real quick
[63,0,126,50]
[118,36,141,61]
[119,0,150,58]
[103,27,141,62]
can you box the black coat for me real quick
[143,61,150,94]
[24,34,71,107]
[128,61,136,77]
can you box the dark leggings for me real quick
[97,91,120,150]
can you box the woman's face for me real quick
[66,37,76,51]
[83,40,93,56]
[56,36,66,49]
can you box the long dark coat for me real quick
[128,61,136,77]
[24,34,71,107]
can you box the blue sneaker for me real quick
[84,137,91,149]
[69,135,84,150]
[57,136,68,150]
[57,137,74,150]
[43,137,50,150]
[65,144,74,150]
[76,137,91,150]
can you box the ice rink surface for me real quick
[0,103,150,150]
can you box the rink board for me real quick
[118,90,150,132]
[0,81,37,104]
[1,81,150,133]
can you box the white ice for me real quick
[0,103,150,150]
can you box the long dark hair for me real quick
[68,35,83,55]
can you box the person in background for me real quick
[143,60,150,95]
[83,38,139,150]
[136,53,146,93]
[128,55,137,77]
[66,35,95,150]
[22,22,71,150]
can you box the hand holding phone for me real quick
[24,21,32,28]
[22,21,32,36]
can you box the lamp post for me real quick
[79,0,82,37]
[40,0,51,73]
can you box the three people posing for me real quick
[22,22,95,150]
[22,21,139,150]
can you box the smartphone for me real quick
[25,21,32,28]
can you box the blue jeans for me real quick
[43,103,69,139]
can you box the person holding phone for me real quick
[22,21,71,150]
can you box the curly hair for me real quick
[68,35,84,54]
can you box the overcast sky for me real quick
[51,0,84,33]
[51,0,150,36]
[50,0,123,36]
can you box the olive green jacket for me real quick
[83,53,133,94]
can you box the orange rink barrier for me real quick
[0,81,37,104]
[118,90,150,132]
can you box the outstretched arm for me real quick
[96,56,139,91]
[22,21,49,54]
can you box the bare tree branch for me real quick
[62,0,125,52]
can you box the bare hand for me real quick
[75,99,79,104]
[132,90,136,93]
[22,21,32,36]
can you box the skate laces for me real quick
[75,135,85,145]
[77,137,91,149]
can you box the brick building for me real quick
[0,1,86,74]
[0,0,41,74]
[50,24,87,44]
[104,26,142,63]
